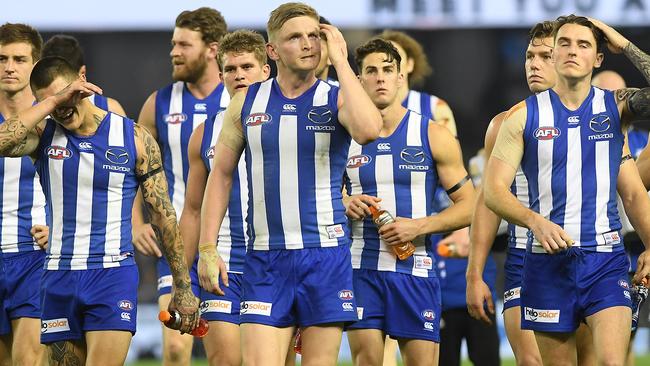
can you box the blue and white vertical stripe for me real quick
[402,89,439,120]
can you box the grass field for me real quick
[128,354,650,366]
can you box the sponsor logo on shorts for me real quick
[338,290,354,300]
[624,290,631,300]
[342,302,354,312]
[415,256,433,270]
[619,279,630,289]
[534,127,560,140]
[603,231,621,246]
[240,301,272,316]
[163,113,187,124]
[347,154,372,168]
[245,113,272,127]
[504,287,521,303]
[201,300,232,314]
[326,224,345,239]
[157,275,173,290]
[421,309,435,321]
[41,318,70,334]
[121,312,131,321]
[47,145,72,160]
[356,307,364,320]
[118,300,133,311]
[423,322,434,331]
[204,146,215,160]
[524,307,560,323]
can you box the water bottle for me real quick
[158,310,209,337]
[368,206,415,260]
[631,278,648,331]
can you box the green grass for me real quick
[128,354,650,365]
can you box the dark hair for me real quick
[217,30,267,70]
[42,35,84,70]
[554,14,604,53]
[378,30,431,87]
[176,7,228,44]
[529,21,556,42]
[0,23,43,62]
[30,56,79,91]
[355,38,402,73]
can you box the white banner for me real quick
[5,0,650,30]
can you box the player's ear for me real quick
[79,65,87,78]
[406,57,415,75]
[207,42,219,60]
[262,64,271,80]
[266,43,280,61]
[594,51,604,68]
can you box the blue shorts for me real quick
[503,248,525,311]
[200,272,242,325]
[347,269,441,342]
[521,248,631,333]
[3,250,45,320]
[0,263,8,335]
[241,245,357,327]
[157,255,200,297]
[40,265,139,344]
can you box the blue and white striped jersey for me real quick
[155,82,230,217]
[36,113,139,270]
[0,114,47,257]
[345,110,438,277]
[628,126,649,159]
[88,94,109,111]
[402,89,439,120]
[241,78,351,250]
[521,87,624,253]
[508,169,531,249]
[201,111,247,273]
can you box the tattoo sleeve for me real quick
[628,88,650,118]
[0,116,35,157]
[134,125,191,289]
[624,42,650,85]
[48,341,83,366]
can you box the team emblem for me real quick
[534,127,560,140]
[347,155,372,168]
[400,147,425,164]
[106,148,129,165]
[589,114,610,132]
[47,145,72,160]
[308,106,332,124]
[245,113,272,126]
[163,113,187,124]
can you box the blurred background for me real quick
[7,0,650,364]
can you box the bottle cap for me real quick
[368,205,379,215]
[158,310,171,322]
[437,243,452,257]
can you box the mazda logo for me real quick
[400,147,425,164]
[106,148,129,165]
[307,106,332,124]
[589,114,610,133]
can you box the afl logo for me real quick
[347,154,371,168]
[118,300,133,311]
[163,113,187,124]
[105,148,129,165]
[338,290,354,300]
[47,145,72,160]
[204,146,215,159]
[245,113,272,126]
[421,309,436,320]
[589,114,611,132]
[400,147,425,164]
[308,106,332,124]
[534,127,560,140]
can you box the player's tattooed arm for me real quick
[134,124,199,328]
[624,42,650,85]
[48,341,83,366]
[0,116,39,157]
[617,87,650,121]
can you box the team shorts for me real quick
[200,272,243,325]
[2,250,45,323]
[40,265,138,344]
[347,269,441,342]
[521,248,631,332]
[0,262,8,335]
[240,245,357,327]
[157,255,200,297]
[503,248,525,311]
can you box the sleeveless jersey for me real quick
[201,111,247,273]
[0,114,47,257]
[155,82,230,217]
[402,89,439,120]
[628,126,649,159]
[508,169,531,249]
[521,87,624,253]
[241,78,350,250]
[88,94,109,111]
[345,111,437,277]
[36,113,139,270]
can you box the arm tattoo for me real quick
[0,116,31,156]
[624,42,650,85]
[628,88,650,118]
[49,341,83,366]
[134,125,191,290]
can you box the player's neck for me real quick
[316,69,329,82]
[378,103,407,137]
[397,83,409,104]
[553,76,593,110]
[0,87,34,118]
[275,67,318,99]
[185,65,222,100]
[73,102,108,136]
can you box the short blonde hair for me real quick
[267,2,319,41]
[217,30,267,70]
